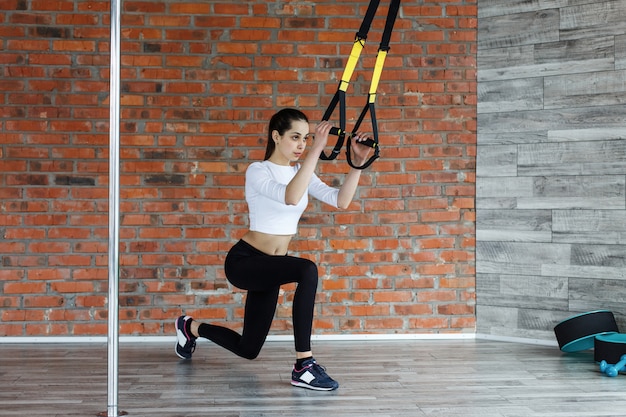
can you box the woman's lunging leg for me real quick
[197,287,279,360]
[290,260,318,353]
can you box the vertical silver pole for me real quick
[103,0,124,414]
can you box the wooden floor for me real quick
[1,338,625,417]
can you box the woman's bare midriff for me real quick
[241,230,293,256]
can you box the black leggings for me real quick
[197,239,318,359]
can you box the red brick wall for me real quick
[0,0,477,337]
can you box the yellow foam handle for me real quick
[339,38,365,91]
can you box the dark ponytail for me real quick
[263,108,309,160]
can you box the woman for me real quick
[175,108,373,391]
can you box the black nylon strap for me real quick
[345,0,399,169]
[380,0,400,51]
[357,0,381,40]
[346,102,379,169]
[319,90,346,160]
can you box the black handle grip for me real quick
[329,126,343,137]
[329,127,376,148]
[358,138,377,148]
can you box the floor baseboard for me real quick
[0,332,557,346]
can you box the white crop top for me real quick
[245,160,339,235]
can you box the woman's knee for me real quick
[239,344,263,360]
[300,259,319,286]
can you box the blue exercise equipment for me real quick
[553,310,618,352]
[594,332,626,364]
[599,354,626,377]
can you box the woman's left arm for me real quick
[336,132,373,209]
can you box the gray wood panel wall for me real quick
[477,0,626,341]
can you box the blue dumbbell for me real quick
[599,354,626,377]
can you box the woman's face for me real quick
[269,120,311,165]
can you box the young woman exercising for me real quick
[175,108,373,391]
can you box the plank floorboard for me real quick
[1,340,625,416]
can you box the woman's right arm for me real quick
[284,121,332,205]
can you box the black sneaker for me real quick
[291,358,339,391]
[175,315,197,359]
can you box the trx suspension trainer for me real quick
[320,0,401,169]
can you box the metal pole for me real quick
[100,0,126,414]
